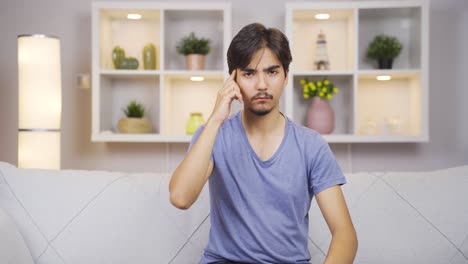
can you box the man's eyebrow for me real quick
[240,67,255,72]
[264,65,281,71]
[240,65,281,72]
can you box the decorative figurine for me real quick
[314,30,330,70]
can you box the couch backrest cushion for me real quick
[0,161,210,264]
[0,206,34,264]
[2,161,468,264]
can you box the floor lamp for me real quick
[17,34,62,169]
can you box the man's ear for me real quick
[284,70,289,86]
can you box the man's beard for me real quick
[247,106,273,116]
[246,92,275,116]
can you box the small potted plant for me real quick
[300,78,339,134]
[117,100,152,133]
[176,32,211,70]
[366,34,403,69]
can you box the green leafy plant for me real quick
[366,34,403,60]
[176,32,211,55]
[122,100,145,118]
[300,78,339,101]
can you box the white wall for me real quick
[0,0,467,173]
[460,4,468,163]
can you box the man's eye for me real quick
[269,70,278,75]
[243,72,253,77]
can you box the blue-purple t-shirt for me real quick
[189,111,346,264]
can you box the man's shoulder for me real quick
[223,112,240,126]
[217,112,241,134]
[286,117,325,146]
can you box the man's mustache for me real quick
[251,92,273,100]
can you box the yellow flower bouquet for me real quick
[300,78,339,101]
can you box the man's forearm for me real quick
[323,228,358,264]
[169,118,221,209]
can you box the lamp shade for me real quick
[17,35,62,169]
[18,131,60,169]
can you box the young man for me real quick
[169,23,357,264]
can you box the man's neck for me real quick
[241,108,285,136]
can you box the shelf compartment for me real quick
[293,70,354,76]
[292,74,354,135]
[357,72,421,136]
[291,9,355,72]
[358,6,422,70]
[99,8,161,70]
[323,134,427,143]
[92,133,191,143]
[163,10,225,71]
[100,69,161,77]
[99,75,160,134]
[162,73,223,135]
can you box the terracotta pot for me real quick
[306,96,335,134]
[185,54,205,70]
[118,118,152,133]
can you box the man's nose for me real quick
[256,72,267,90]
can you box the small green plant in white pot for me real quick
[118,100,152,133]
[176,32,211,70]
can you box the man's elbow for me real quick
[343,226,358,247]
[169,191,193,210]
[333,226,358,253]
[345,227,358,256]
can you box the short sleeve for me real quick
[188,125,204,151]
[188,125,214,161]
[308,136,346,195]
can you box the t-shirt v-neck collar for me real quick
[237,111,289,167]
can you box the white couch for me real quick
[1,161,467,264]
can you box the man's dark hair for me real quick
[227,23,292,76]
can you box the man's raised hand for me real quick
[208,69,243,125]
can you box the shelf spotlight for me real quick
[190,76,204,82]
[376,75,392,81]
[315,13,330,20]
[127,13,142,20]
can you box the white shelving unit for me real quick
[285,1,429,143]
[91,2,231,142]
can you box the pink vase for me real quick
[306,96,335,134]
